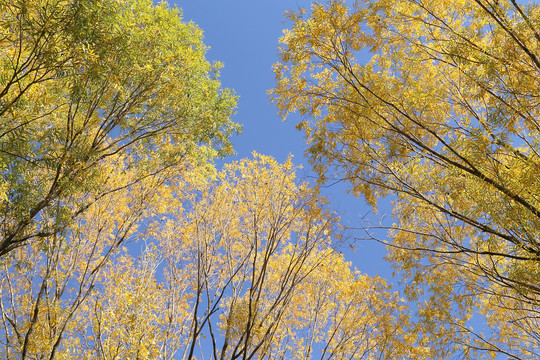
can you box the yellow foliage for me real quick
[273,0,540,357]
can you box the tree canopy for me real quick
[0,0,238,256]
[273,0,540,357]
[0,154,413,359]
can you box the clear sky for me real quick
[175,0,394,279]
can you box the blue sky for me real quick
[175,0,394,279]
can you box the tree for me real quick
[0,0,238,256]
[142,154,410,359]
[273,0,540,358]
[1,154,412,359]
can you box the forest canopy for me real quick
[2,0,540,358]
[0,0,407,358]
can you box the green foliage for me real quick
[0,0,239,256]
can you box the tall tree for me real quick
[0,0,238,256]
[143,154,410,359]
[1,155,411,359]
[273,0,540,358]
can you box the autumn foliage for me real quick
[1,153,411,359]
[2,0,540,358]
[273,0,540,358]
